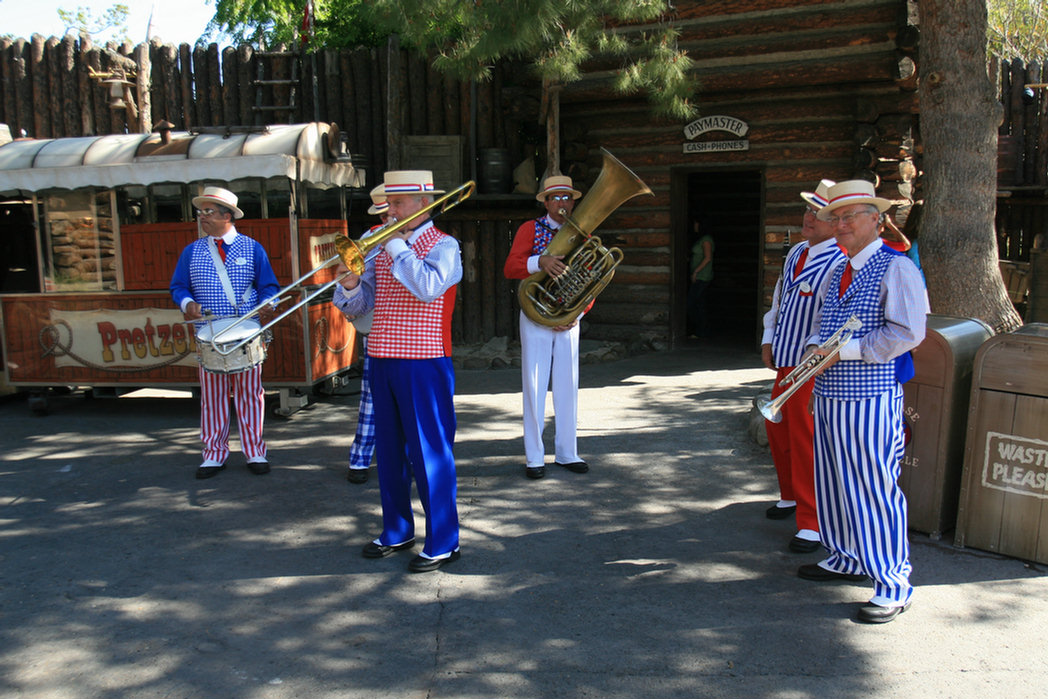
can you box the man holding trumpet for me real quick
[332,170,464,573]
[797,180,928,624]
[761,180,845,552]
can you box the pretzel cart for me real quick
[0,122,363,415]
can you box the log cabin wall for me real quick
[557,0,920,346]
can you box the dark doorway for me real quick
[671,168,763,347]
[0,201,40,293]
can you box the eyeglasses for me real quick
[825,211,873,226]
[549,194,572,202]
[803,206,818,217]
[195,208,220,218]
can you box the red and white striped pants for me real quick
[198,365,267,464]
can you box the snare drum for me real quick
[196,318,268,374]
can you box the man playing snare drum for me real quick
[170,186,281,480]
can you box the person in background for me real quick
[761,179,845,553]
[170,186,280,480]
[332,170,463,573]
[798,179,928,625]
[503,175,590,481]
[333,185,389,485]
[687,222,714,338]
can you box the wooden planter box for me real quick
[899,315,992,538]
[955,324,1048,563]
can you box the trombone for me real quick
[757,315,862,423]
[206,180,476,356]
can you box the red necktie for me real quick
[792,247,808,280]
[838,263,853,298]
[217,240,227,263]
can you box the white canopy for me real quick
[0,122,360,195]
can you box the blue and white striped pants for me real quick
[813,384,912,606]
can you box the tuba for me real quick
[518,148,653,327]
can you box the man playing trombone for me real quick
[332,170,464,573]
[797,180,928,624]
[761,180,845,552]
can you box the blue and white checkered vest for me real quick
[188,235,262,321]
[814,245,897,400]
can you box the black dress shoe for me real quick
[408,549,460,573]
[362,539,415,558]
[525,466,546,479]
[857,601,911,624]
[789,536,823,553]
[797,563,867,582]
[766,504,796,520]
[347,469,369,484]
[195,464,226,480]
[556,461,589,473]
[247,461,270,475]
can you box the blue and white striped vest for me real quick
[814,245,898,400]
[772,242,845,367]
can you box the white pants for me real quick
[519,312,580,468]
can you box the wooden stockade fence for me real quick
[0,34,528,191]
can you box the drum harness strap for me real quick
[207,237,254,313]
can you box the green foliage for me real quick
[987,0,1048,63]
[365,0,697,120]
[57,3,131,42]
[207,0,384,48]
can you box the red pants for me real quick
[765,366,818,532]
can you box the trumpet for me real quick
[205,180,476,356]
[757,315,862,423]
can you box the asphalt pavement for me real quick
[1,341,1046,699]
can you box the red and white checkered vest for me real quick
[368,227,457,359]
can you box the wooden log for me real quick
[1,39,22,137]
[443,72,460,136]
[193,45,209,127]
[86,46,107,136]
[349,46,374,175]
[339,48,355,143]
[237,45,253,126]
[385,39,402,171]
[30,35,49,138]
[425,57,443,135]
[1038,61,1048,187]
[1008,59,1027,185]
[46,38,64,137]
[59,36,79,136]
[876,114,914,145]
[855,123,878,148]
[324,49,341,127]
[1023,63,1041,187]
[158,43,179,125]
[407,52,426,134]
[373,45,388,175]
[896,24,920,53]
[148,41,163,124]
[136,42,152,133]
[222,46,238,127]
[179,44,194,129]
[207,44,221,126]
[852,148,877,171]
[476,71,494,149]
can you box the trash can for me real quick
[955,323,1048,563]
[900,315,993,538]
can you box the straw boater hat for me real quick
[536,175,581,202]
[800,179,836,210]
[191,186,244,219]
[367,183,389,216]
[816,179,892,221]
[380,170,444,196]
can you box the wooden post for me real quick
[46,37,63,137]
[179,44,194,130]
[159,43,179,125]
[386,35,401,171]
[136,42,152,133]
[207,44,221,126]
[425,56,443,135]
[237,45,253,125]
[59,36,79,137]
[324,49,341,127]
[30,35,49,139]
[222,46,238,126]
[86,46,107,136]
[193,45,209,127]
[77,36,96,136]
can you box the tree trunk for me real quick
[918,0,1022,333]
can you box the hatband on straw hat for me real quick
[800,179,836,210]
[536,175,581,202]
[380,170,445,196]
[192,186,244,219]
[367,183,389,216]
[816,180,892,221]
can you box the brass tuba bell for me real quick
[518,148,653,327]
